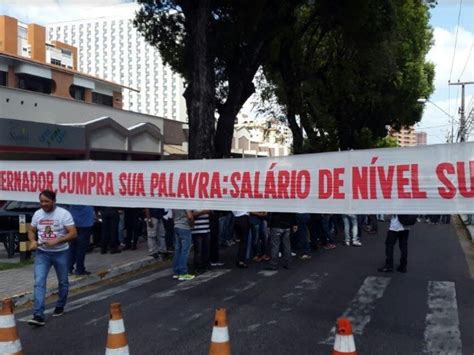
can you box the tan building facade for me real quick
[416,131,427,145]
[0,15,125,109]
[389,126,418,147]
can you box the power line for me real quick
[416,123,452,130]
[459,40,474,79]
[449,0,463,81]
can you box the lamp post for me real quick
[417,98,456,143]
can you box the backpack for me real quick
[398,215,417,226]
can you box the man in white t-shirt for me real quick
[27,190,77,326]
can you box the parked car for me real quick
[0,201,102,257]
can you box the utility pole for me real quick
[448,80,474,142]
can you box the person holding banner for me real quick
[27,190,77,326]
[172,209,195,281]
[191,209,211,273]
[378,215,410,273]
[233,211,250,268]
[144,208,166,260]
[68,205,94,275]
[267,212,298,270]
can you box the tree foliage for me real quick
[134,0,435,158]
[261,0,435,153]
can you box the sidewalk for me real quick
[460,214,474,242]
[0,240,160,306]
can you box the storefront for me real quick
[0,117,164,160]
[0,117,85,160]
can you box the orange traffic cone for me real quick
[333,318,357,355]
[105,303,129,355]
[209,308,231,355]
[0,299,22,355]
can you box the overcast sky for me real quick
[0,0,473,144]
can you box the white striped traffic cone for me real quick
[0,299,22,355]
[209,308,231,355]
[332,318,357,355]
[105,303,129,355]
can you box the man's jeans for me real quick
[146,218,166,255]
[34,249,69,318]
[385,230,410,268]
[342,215,359,243]
[248,216,268,259]
[172,228,192,275]
[295,213,311,255]
[192,232,210,269]
[270,228,291,268]
[69,226,92,274]
[219,213,234,244]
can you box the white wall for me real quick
[0,86,164,132]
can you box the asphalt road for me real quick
[13,220,474,355]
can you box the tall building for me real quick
[389,126,417,147]
[46,4,187,122]
[416,131,427,145]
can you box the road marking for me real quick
[19,268,174,321]
[423,281,462,355]
[151,269,231,299]
[231,281,257,293]
[84,271,230,326]
[321,276,391,344]
[258,270,278,277]
[238,323,261,333]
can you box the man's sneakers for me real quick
[28,307,64,326]
[53,307,64,317]
[396,265,407,273]
[178,274,195,281]
[28,315,46,326]
[210,262,225,267]
[299,254,312,260]
[378,265,407,273]
[378,265,393,273]
[345,241,362,247]
[173,274,196,280]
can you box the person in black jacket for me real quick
[267,213,298,270]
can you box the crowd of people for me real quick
[76,209,453,280]
[25,189,454,326]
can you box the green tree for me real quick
[261,0,435,153]
[134,0,304,158]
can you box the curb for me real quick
[459,214,474,243]
[10,256,159,307]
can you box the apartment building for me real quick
[389,126,418,147]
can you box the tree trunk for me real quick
[214,68,258,158]
[182,0,215,160]
[214,59,263,158]
[286,103,303,154]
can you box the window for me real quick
[69,85,85,101]
[92,92,113,106]
[0,71,6,86]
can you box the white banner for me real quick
[0,142,473,214]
